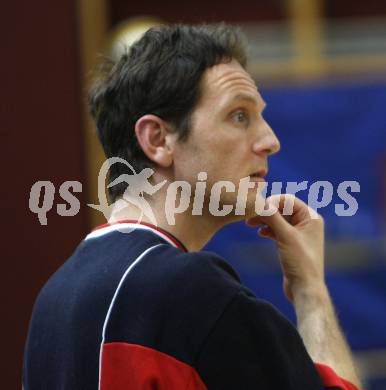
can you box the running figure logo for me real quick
[88,157,166,228]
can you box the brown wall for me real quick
[110,0,286,25]
[2,1,89,387]
[325,0,386,18]
[109,0,386,26]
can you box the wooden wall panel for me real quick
[2,1,89,387]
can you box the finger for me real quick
[254,197,293,240]
[258,226,277,241]
[266,194,319,226]
[246,196,290,226]
[245,215,265,227]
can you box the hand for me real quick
[246,194,326,302]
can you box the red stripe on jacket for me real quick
[316,363,359,390]
[100,342,207,390]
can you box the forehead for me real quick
[199,60,260,104]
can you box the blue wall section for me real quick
[205,82,386,355]
[265,82,386,240]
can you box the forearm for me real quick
[293,284,362,389]
[249,195,363,387]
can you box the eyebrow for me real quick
[226,93,266,110]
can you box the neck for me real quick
[108,195,228,252]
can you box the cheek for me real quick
[173,141,208,181]
[206,131,250,171]
[177,119,250,179]
[202,131,239,163]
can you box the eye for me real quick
[232,110,249,126]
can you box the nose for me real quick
[252,119,281,156]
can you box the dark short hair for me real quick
[89,23,248,202]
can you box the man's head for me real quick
[89,23,249,202]
[171,59,280,218]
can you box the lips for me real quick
[249,169,268,181]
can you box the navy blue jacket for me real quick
[23,221,357,389]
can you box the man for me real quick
[24,24,361,389]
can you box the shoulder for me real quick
[185,249,242,286]
[195,289,324,389]
[216,288,299,340]
[155,247,244,299]
[139,246,247,340]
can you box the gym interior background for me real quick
[3,1,386,388]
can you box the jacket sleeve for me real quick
[194,289,358,390]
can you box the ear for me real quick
[134,115,175,167]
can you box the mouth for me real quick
[249,169,268,182]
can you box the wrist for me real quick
[292,282,330,308]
